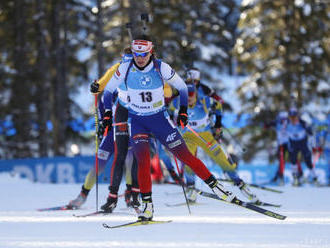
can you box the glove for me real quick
[90,80,100,93]
[213,127,223,140]
[102,110,112,131]
[97,121,105,140]
[214,115,222,129]
[177,106,188,127]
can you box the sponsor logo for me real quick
[170,69,175,78]
[115,70,120,77]
[98,149,110,160]
[133,134,149,139]
[115,131,128,136]
[189,121,197,126]
[133,133,149,144]
[117,124,128,132]
[139,75,152,88]
[153,100,163,108]
[168,139,182,149]
[213,148,220,156]
[166,132,177,142]
[131,103,151,110]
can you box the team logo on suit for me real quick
[139,75,152,88]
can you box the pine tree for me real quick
[234,0,330,161]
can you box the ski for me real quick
[37,205,76,211]
[73,210,110,217]
[251,200,281,208]
[197,190,286,220]
[73,208,139,217]
[103,220,172,229]
[165,202,204,207]
[218,178,283,193]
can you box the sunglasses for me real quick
[133,51,150,57]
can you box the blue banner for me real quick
[0,155,328,185]
[0,156,112,184]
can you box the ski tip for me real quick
[103,220,172,229]
[37,205,73,211]
[103,223,111,228]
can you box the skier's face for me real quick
[188,91,197,106]
[289,116,298,124]
[133,51,152,67]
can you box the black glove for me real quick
[213,127,223,140]
[97,121,105,140]
[214,115,222,129]
[90,80,100,93]
[177,106,188,127]
[102,110,112,130]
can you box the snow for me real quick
[1,173,330,248]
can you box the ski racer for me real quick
[287,108,317,186]
[67,50,140,211]
[169,83,259,203]
[103,34,236,221]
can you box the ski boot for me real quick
[292,174,303,187]
[67,186,89,209]
[271,173,278,183]
[237,181,258,203]
[130,188,141,208]
[207,178,235,202]
[124,189,132,207]
[186,186,198,203]
[101,193,118,213]
[310,176,320,186]
[138,193,154,221]
[138,201,154,221]
[278,176,285,186]
[292,170,304,186]
[308,170,320,186]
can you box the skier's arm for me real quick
[200,83,224,104]
[161,62,187,107]
[98,63,120,92]
[103,63,128,110]
[300,119,313,136]
[90,63,120,93]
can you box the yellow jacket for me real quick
[96,63,120,92]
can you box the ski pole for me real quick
[222,126,247,153]
[94,94,99,211]
[186,124,213,148]
[141,13,149,35]
[172,154,191,215]
[186,124,236,168]
[125,22,133,40]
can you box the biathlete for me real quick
[169,83,259,203]
[68,52,139,211]
[103,34,236,221]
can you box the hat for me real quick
[187,69,200,81]
[278,111,288,119]
[289,108,298,116]
[131,39,153,53]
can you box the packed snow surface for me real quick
[1,173,330,248]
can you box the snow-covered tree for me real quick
[233,0,330,161]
